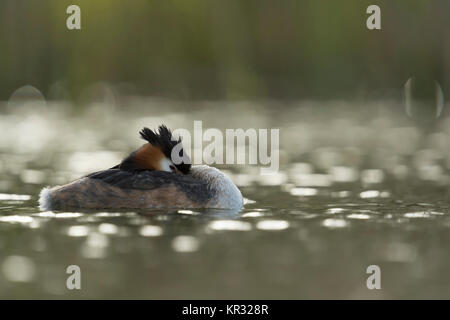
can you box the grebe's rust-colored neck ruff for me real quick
[119,144,166,171]
[117,125,190,173]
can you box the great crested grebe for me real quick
[39,125,243,210]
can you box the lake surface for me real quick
[0,98,449,299]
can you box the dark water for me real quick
[1,99,450,299]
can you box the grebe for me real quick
[39,125,243,211]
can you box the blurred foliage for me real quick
[0,0,449,101]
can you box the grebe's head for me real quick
[137,125,191,174]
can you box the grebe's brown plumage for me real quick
[38,125,243,210]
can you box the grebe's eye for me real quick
[169,165,176,173]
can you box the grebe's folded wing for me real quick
[86,169,204,188]
[85,169,136,188]
[86,169,214,203]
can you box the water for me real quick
[1,98,450,299]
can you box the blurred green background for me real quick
[0,0,449,101]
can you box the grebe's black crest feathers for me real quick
[139,127,161,146]
[139,125,191,174]
[139,125,181,154]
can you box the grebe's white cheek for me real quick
[159,157,174,173]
